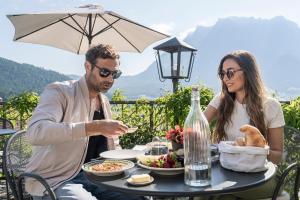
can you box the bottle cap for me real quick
[192,85,199,91]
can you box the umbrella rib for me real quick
[92,16,120,38]
[15,14,75,41]
[108,12,169,37]
[98,14,141,52]
[68,14,88,36]
[60,20,87,36]
[91,14,97,33]
[77,16,89,54]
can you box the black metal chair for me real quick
[3,130,56,200]
[0,117,14,199]
[279,126,300,200]
[268,126,300,200]
[0,117,14,129]
[270,162,300,200]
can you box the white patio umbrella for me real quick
[7,4,169,54]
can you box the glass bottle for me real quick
[184,86,211,187]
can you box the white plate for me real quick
[82,160,134,176]
[127,175,154,186]
[137,161,184,176]
[100,149,145,160]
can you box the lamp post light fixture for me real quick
[153,37,197,93]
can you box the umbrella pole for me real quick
[88,38,92,48]
[88,14,92,48]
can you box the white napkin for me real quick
[218,141,270,172]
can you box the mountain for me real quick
[67,74,81,80]
[111,16,300,100]
[1,16,299,100]
[0,57,71,100]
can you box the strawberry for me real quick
[151,160,158,168]
[163,162,171,168]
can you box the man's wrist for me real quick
[85,121,96,136]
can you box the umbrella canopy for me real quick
[7,4,169,54]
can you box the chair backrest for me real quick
[0,117,14,129]
[3,130,32,199]
[284,126,300,164]
[280,126,300,200]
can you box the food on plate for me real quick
[239,124,267,147]
[90,162,125,172]
[130,174,151,183]
[138,152,183,168]
[136,155,160,165]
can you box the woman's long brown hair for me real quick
[213,50,267,142]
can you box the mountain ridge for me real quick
[111,16,300,100]
[0,57,71,100]
[1,16,300,100]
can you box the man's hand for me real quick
[85,119,128,137]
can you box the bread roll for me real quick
[239,124,267,147]
[234,137,246,146]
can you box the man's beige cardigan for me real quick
[25,76,117,196]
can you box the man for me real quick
[26,44,142,200]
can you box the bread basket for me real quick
[218,141,270,172]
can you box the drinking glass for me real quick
[150,136,169,155]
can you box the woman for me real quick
[204,50,285,199]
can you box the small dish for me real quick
[127,176,154,186]
[127,127,138,133]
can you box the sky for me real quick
[1,0,300,76]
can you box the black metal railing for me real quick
[110,100,170,133]
[0,100,291,132]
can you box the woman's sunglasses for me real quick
[218,68,243,80]
[92,64,122,79]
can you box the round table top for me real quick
[0,128,16,136]
[85,162,276,197]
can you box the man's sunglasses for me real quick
[218,68,243,80]
[92,64,122,79]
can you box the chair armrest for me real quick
[272,162,299,200]
[18,172,57,200]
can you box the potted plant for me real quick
[166,125,184,151]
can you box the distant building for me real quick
[0,97,3,102]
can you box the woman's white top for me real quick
[208,94,285,140]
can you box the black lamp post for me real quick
[153,37,197,93]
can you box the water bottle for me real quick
[184,86,211,187]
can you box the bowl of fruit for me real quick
[136,152,184,175]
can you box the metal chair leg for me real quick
[5,180,10,200]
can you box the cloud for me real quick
[179,27,196,40]
[287,87,300,92]
[150,23,174,35]
[197,18,218,27]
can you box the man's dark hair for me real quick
[85,44,120,65]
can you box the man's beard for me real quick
[87,74,111,93]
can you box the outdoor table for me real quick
[0,128,16,136]
[84,162,276,198]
